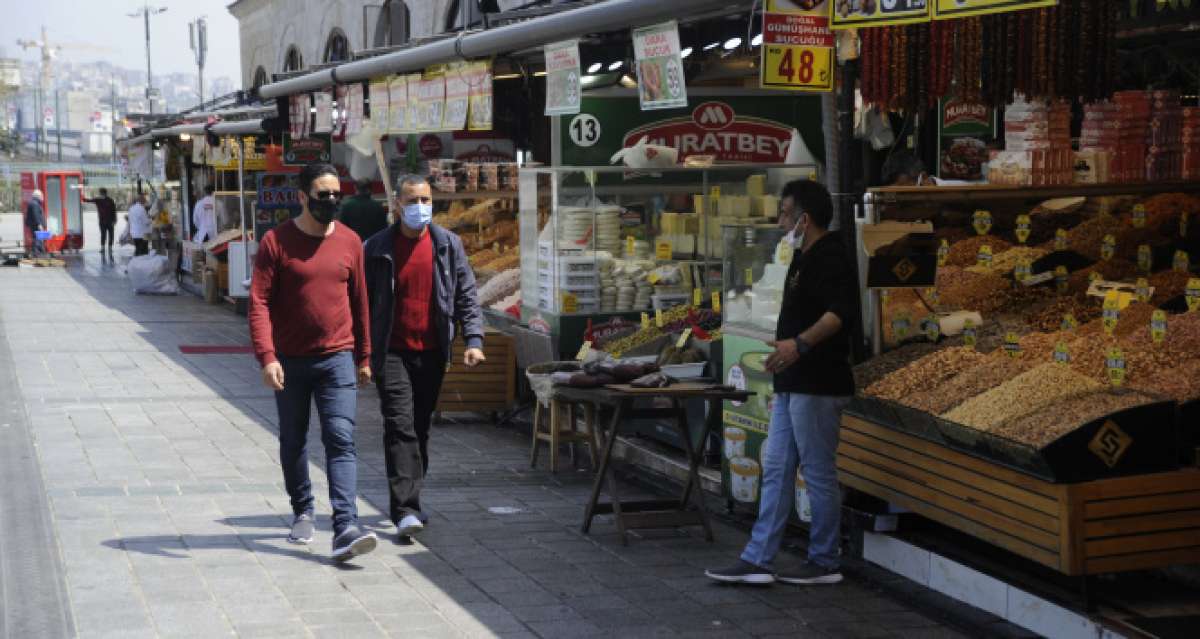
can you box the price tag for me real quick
[1175,250,1190,272]
[1062,312,1078,332]
[924,287,939,305]
[639,312,651,330]
[973,210,993,236]
[922,315,940,342]
[1003,332,1021,358]
[891,313,911,341]
[745,267,754,285]
[1055,228,1068,251]
[656,240,672,260]
[1102,291,1121,335]
[1136,277,1151,303]
[1015,214,1031,244]
[1151,310,1167,344]
[561,292,578,313]
[576,340,592,361]
[1137,244,1153,273]
[1100,234,1116,261]
[1053,341,1070,364]
[712,291,722,313]
[937,239,950,267]
[962,319,977,349]
[1106,347,1126,387]
[1055,266,1069,294]
[976,244,993,269]
[1132,204,1146,229]
[761,38,833,92]
[626,235,636,256]
[1187,278,1200,312]
[1014,258,1032,283]
[676,327,692,349]
[693,288,702,307]
[655,309,664,327]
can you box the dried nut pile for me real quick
[1075,301,1158,339]
[902,353,1034,414]
[853,342,943,389]
[865,347,988,401]
[1115,225,1168,262]
[1068,258,1139,296]
[1143,192,1200,231]
[966,246,1049,276]
[990,389,1161,448]
[1059,214,1123,260]
[1026,296,1103,332]
[1018,330,1068,361]
[937,267,1010,312]
[947,235,1014,268]
[942,363,1103,431]
[1149,270,1192,305]
[1130,357,1200,402]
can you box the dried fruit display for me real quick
[947,236,1014,268]
[1149,270,1192,306]
[865,347,988,401]
[1143,192,1200,232]
[942,363,1103,431]
[1075,301,1157,339]
[901,353,1034,414]
[1129,357,1200,402]
[854,342,943,389]
[990,389,1161,448]
[937,267,1009,312]
[1067,258,1138,296]
[1050,214,1122,261]
[1025,296,1103,333]
[966,246,1049,276]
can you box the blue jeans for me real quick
[275,351,359,533]
[741,392,850,570]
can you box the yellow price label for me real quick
[1003,331,1021,358]
[1106,347,1126,387]
[745,267,754,285]
[1102,291,1121,335]
[1135,277,1150,303]
[1151,310,1167,344]
[641,312,650,330]
[962,319,977,349]
[973,210,993,236]
[676,327,692,349]
[937,239,950,267]
[1187,278,1200,312]
[655,309,664,327]
[761,44,833,92]
[1132,204,1146,229]
[976,245,993,268]
[1055,228,1069,251]
[576,340,592,361]
[626,235,636,256]
[693,288,702,307]
[655,240,672,260]
[1015,214,1031,244]
[1100,234,1116,261]
[1175,250,1190,272]
[712,291,722,313]
[1062,312,1078,332]
[561,292,578,314]
[1053,341,1070,364]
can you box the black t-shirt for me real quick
[773,231,857,396]
[88,197,117,226]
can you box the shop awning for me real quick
[257,0,740,100]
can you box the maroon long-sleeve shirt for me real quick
[248,219,371,368]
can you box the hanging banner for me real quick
[313,90,333,134]
[544,39,582,116]
[282,134,332,166]
[466,61,494,131]
[442,63,470,131]
[933,0,1057,20]
[289,94,309,138]
[211,136,267,171]
[191,134,207,165]
[632,21,687,110]
[937,97,995,181]
[344,83,364,136]
[760,0,834,92]
[415,73,446,132]
[369,78,390,132]
[130,142,154,177]
[332,85,348,137]
[831,0,930,29]
[388,76,409,135]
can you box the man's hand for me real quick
[357,365,372,386]
[763,338,801,373]
[262,362,285,391]
[464,348,486,368]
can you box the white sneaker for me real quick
[396,514,424,537]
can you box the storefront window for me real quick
[283,46,303,73]
[324,30,350,63]
[372,0,410,48]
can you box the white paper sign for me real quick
[442,64,470,131]
[544,39,582,116]
[633,21,687,110]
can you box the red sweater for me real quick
[389,230,437,351]
[248,220,371,368]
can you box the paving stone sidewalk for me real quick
[0,252,967,639]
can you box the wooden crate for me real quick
[839,414,1200,576]
[436,330,516,415]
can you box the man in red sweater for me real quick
[363,174,484,540]
[248,162,377,562]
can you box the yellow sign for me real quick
[934,0,1058,20]
[1151,310,1167,344]
[760,0,834,92]
[626,235,636,256]
[561,292,578,314]
[1055,228,1068,251]
[1014,258,1031,283]
[1015,215,1031,244]
[922,315,940,342]
[676,327,692,349]
[745,267,755,285]
[693,288,702,307]
[1100,234,1116,261]
[655,309,664,327]
[576,340,592,361]
[1102,291,1121,336]
[1053,341,1069,364]
[641,312,650,330]
[972,210,993,235]
[1105,347,1126,387]
[1136,277,1150,303]
[891,312,911,340]
[976,245,993,269]
[937,239,950,267]
[1132,204,1146,229]
[656,240,672,260]
[1187,278,1200,312]
[712,291,722,313]
[211,136,267,171]
[1003,332,1021,358]
[962,319,977,349]
[1061,312,1077,332]
[832,0,930,29]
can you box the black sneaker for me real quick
[331,525,377,562]
[776,561,843,585]
[288,513,314,544]
[704,559,775,585]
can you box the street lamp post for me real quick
[129,4,167,114]
[189,17,208,109]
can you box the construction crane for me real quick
[16,26,113,157]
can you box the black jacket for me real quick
[774,231,856,396]
[362,223,483,374]
[25,199,45,230]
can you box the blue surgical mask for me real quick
[401,202,432,229]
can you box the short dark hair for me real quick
[780,179,833,229]
[881,150,925,186]
[299,163,339,194]
[355,178,373,195]
[98,187,108,196]
[204,185,215,195]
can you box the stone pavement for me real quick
[0,250,968,639]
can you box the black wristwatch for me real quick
[793,337,812,356]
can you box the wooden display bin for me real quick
[839,414,1200,576]
[436,329,516,417]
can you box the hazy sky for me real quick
[3,0,242,85]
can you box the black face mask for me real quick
[308,197,338,224]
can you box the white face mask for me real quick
[401,202,433,229]
[783,215,805,249]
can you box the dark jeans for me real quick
[376,350,447,523]
[275,351,360,533]
[99,224,115,249]
[133,238,149,256]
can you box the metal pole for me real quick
[54,87,62,162]
[33,86,41,159]
[236,136,248,289]
[110,79,117,167]
[144,5,154,114]
[198,66,204,109]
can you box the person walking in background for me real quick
[363,174,484,540]
[127,192,153,256]
[338,179,389,241]
[193,185,218,244]
[248,162,377,562]
[24,189,46,258]
[84,188,117,257]
[706,180,857,586]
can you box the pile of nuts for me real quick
[901,353,1034,414]
[990,389,1161,448]
[966,246,1049,276]
[946,235,1014,267]
[865,347,988,401]
[942,363,1103,431]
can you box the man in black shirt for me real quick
[707,179,857,586]
[84,188,118,257]
[338,179,389,241]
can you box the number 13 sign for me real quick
[760,0,835,92]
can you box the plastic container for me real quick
[662,362,706,379]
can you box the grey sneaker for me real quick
[288,513,314,544]
[331,526,377,562]
[396,514,424,538]
[776,561,843,585]
[704,559,775,585]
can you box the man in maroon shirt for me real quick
[248,162,377,562]
[363,174,484,540]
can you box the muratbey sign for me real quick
[621,101,796,164]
